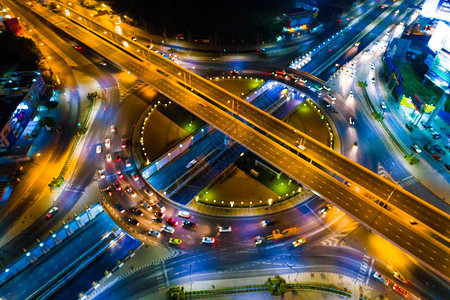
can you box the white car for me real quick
[125,159,131,167]
[162,225,175,234]
[371,77,375,83]
[106,153,112,162]
[323,86,331,91]
[123,41,129,47]
[178,211,191,219]
[370,63,375,70]
[380,102,387,109]
[202,237,215,244]
[373,272,389,285]
[142,202,152,211]
[411,144,422,154]
[125,187,136,197]
[131,172,139,181]
[110,125,116,133]
[328,94,336,101]
[186,159,197,169]
[96,145,102,154]
[105,138,111,148]
[218,226,232,232]
[98,169,106,179]
[143,188,153,197]
[148,229,160,238]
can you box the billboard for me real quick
[426,48,450,93]
[422,0,450,22]
[428,21,450,53]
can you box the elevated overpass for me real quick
[8,0,449,280]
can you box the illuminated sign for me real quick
[428,21,450,53]
[426,48,450,93]
[422,0,450,22]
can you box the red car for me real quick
[166,217,179,226]
[114,181,121,191]
[116,154,121,162]
[393,284,408,297]
[116,170,124,179]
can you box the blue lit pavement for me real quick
[0,209,141,299]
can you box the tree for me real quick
[48,2,57,10]
[358,81,368,88]
[87,92,98,102]
[44,101,59,110]
[38,116,56,128]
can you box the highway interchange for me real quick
[0,0,449,298]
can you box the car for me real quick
[373,272,389,285]
[114,181,121,191]
[110,125,116,133]
[380,102,387,109]
[162,225,175,234]
[100,61,107,66]
[131,207,143,216]
[433,153,441,161]
[147,44,153,49]
[116,154,121,162]
[106,187,113,196]
[155,211,165,219]
[405,123,414,132]
[261,220,275,227]
[186,159,197,169]
[142,202,152,211]
[323,86,331,91]
[254,235,263,245]
[320,204,332,216]
[445,164,450,171]
[219,226,232,232]
[126,187,137,197]
[183,221,197,229]
[327,94,336,101]
[148,229,161,238]
[348,117,354,125]
[153,217,163,223]
[350,71,355,77]
[106,153,112,162]
[202,237,215,244]
[393,272,408,284]
[156,202,166,213]
[432,132,442,139]
[123,41,129,47]
[371,77,375,83]
[353,142,358,149]
[116,170,124,179]
[128,218,139,226]
[46,207,59,219]
[292,237,306,247]
[198,102,207,107]
[364,50,370,55]
[393,284,408,297]
[370,63,375,70]
[96,145,102,154]
[131,172,139,181]
[421,121,432,129]
[411,144,421,153]
[167,217,179,226]
[98,169,106,179]
[434,145,445,154]
[131,36,137,41]
[424,144,433,153]
[115,204,125,213]
[169,238,182,245]
[349,91,353,98]
[354,42,361,46]
[409,219,417,225]
[322,100,331,108]
[121,139,127,148]
[143,188,153,197]
[230,70,239,75]
[125,159,131,167]
[105,138,111,148]
[178,211,191,219]
[299,78,307,84]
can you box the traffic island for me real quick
[166,273,386,300]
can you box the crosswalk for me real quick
[65,184,86,193]
[320,218,360,247]
[356,254,372,283]
[377,163,398,184]
[398,176,416,188]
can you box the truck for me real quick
[254,226,299,245]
